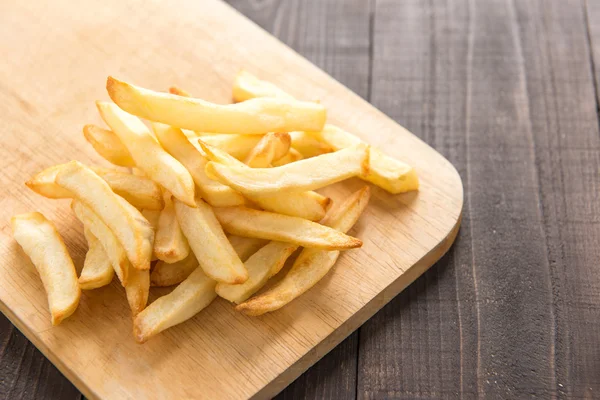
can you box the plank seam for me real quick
[583,0,600,132]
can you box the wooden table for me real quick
[1,0,600,398]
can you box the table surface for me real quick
[2,0,600,399]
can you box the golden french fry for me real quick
[151,253,198,287]
[26,164,164,210]
[213,206,362,250]
[228,235,268,261]
[193,134,262,160]
[83,124,135,167]
[244,132,291,167]
[126,265,150,317]
[206,144,370,196]
[199,141,331,221]
[272,148,303,167]
[107,76,326,134]
[232,70,294,103]
[216,241,297,304]
[152,123,245,207]
[56,161,154,270]
[140,208,161,262]
[79,229,114,290]
[237,186,370,315]
[97,101,196,206]
[133,267,216,343]
[289,131,333,158]
[11,212,80,325]
[174,198,248,284]
[168,86,191,97]
[154,194,190,263]
[232,71,418,193]
[72,200,129,285]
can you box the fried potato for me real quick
[213,206,361,250]
[194,134,262,160]
[56,161,154,270]
[26,164,164,210]
[199,140,331,221]
[141,208,161,261]
[272,148,303,167]
[151,253,198,287]
[79,229,114,290]
[72,200,129,285]
[206,143,370,196]
[289,131,333,158]
[154,193,190,263]
[107,76,326,134]
[244,132,291,167]
[134,267,216,343]
[216,241,297,304]
[168,86,191,97]
[83,124,135,167]
[232,70,294,103]
[174,198,248,284]
[97,101,196,206]
[237,186,370,315]
[228,235,268,261]
[232,71,419,193]
[11,212,80,325]
[125,265,150,317]
[152,123,245,207]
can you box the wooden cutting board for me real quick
[0,1,463,398]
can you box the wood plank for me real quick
[0,1,462,399]
[358,0,600,398]
[585,0,600,104]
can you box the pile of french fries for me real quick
[11,71,418,343]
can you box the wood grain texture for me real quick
[0,1,461,399]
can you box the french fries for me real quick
[125,265,150,317]
[152,123,245,207]
[107,76,327,134]
[56,161,154,271]
[83,124,135,167]
[206,144,370,195]
[228,235,268,261]
[237,186,370,315]
[174,198,248,284]
[198,134,262,160]
[168,86,192,97]
[213,206,362,250]
[154,193,190,263]
[151,254,198,287]
[216,241,297,304]
[11,212,80,325]
[26,164,164,210]
[199,140,331,221]
[134,267,217,343]
[232,70,294,103]
[244,132,291,167]
[289,131,333,158]
[79,229,115,290]
[97,101,196,206]
[272,148,303,167]
[72,200,129,285]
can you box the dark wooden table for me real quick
[2,0,600,398]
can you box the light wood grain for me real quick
[0,1,462,399]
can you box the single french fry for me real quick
[168,86,192,97]
[154,193,190,263]
[97,101,196,206]
[79,229,114,290]
[125,265,150,317]
[213,206,362,250]
[289,131,333,158]
[237,186,370,315]
[232,71,419,193]
[199,140,331,221]
[72,200,129,285]
[83,124,135,167]
[152,123,245,207]
[228,235,268,261]
[174,198,248,284]
[107,76,326,134]
[206,144,370,196]
[272,148,303,167]
[56,161,154,270]
[194,134,262,160]
[26,164,164,210]
[244,132,291,167]
[11,212,80,325]
[151,253,198,287]
[133,267,217,343]
[216,241,297,304]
